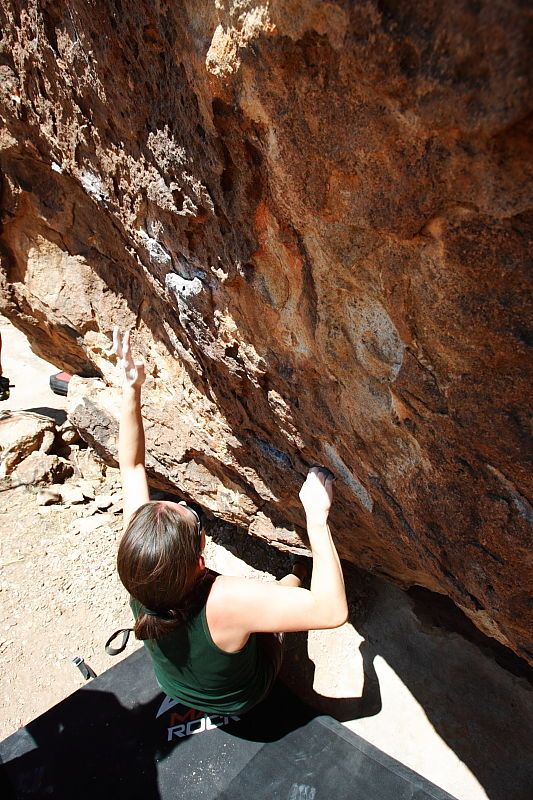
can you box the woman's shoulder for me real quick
[207,574,270,616]
[208,574,249,602]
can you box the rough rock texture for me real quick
[0,410,56,476]
[0,2,531,660]
[12,450,74,485]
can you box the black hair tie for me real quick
[143,607,173,620]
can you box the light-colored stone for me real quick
[59,484,85,505]
[40,429,56,454]
[0,411,56,477]
[36,488,62,506]
[69,513,115,535]
[76,479,96,500]
[58,424,80,446]
[82,500,98,517]
[72,448,107,482]
[13,452,74,486]
[94,494,113,510]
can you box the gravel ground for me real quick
[0,462,138,738]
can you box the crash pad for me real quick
[0,648,457,799]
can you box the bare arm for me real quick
[303,467,347,625]
[208,468,348,638]
[114,329,149,528]
[306,519,347,627]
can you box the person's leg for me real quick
[277,560,308,587]
[278,573,301,587]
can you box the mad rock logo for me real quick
[156,695,240,741]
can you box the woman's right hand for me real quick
[214,465,346,636]
[112,327,146,389]
[299,466,334,524]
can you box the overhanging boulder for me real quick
[0,1,531,661]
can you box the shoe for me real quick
[291,555,311,585]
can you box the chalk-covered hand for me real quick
[299,466,334,524]
[112,327,146,389]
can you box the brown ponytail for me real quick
[117,501,208,641]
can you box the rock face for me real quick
[0,2,531,660]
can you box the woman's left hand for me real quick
[113,327,146,389]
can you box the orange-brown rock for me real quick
[0,2,531,661]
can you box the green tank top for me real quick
[131,596,275,715]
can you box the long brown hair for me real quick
[117,501,207,640]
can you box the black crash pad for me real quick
[0,648,457,800]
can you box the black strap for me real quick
[105,628,133,656]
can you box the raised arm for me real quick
[113,328,150,528]
[301,468,348,627]
[208,468,348,637]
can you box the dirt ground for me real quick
[0,468,135,738]
[0,316,134,736]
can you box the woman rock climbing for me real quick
[113,328,348,714]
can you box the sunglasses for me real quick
[178,501,204,539]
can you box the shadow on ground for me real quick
[0,651,318,800]
[24,407,67,425]
[209,518,533,800]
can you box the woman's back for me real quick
[131,590,275,715]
